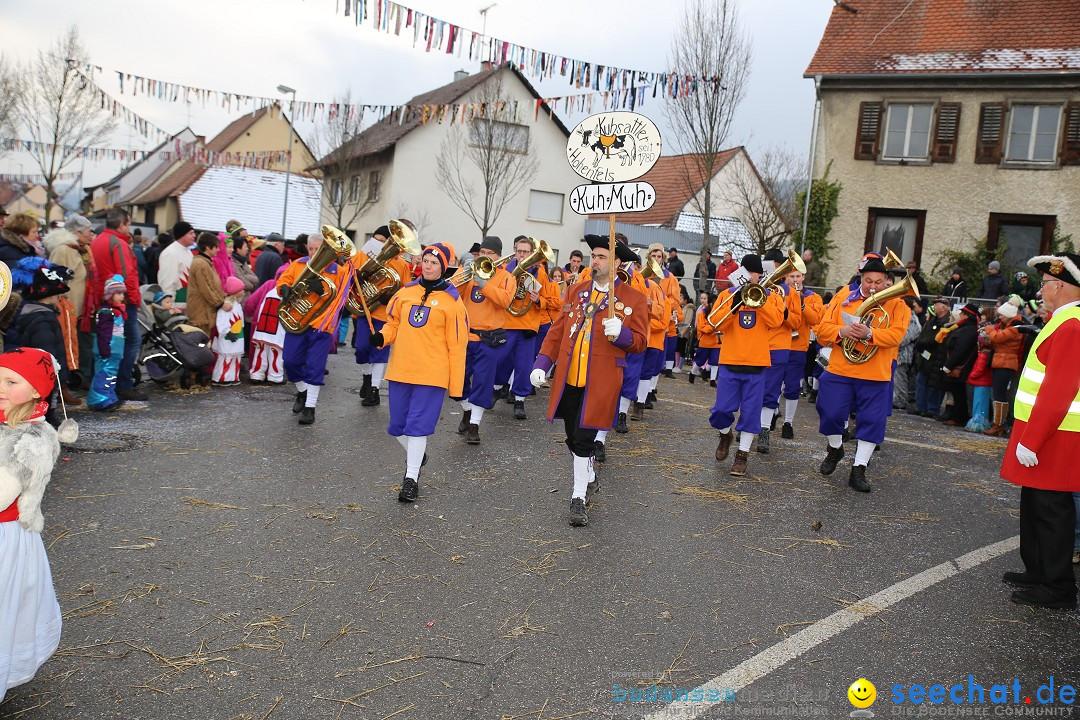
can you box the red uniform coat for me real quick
[1001,313,1080,490]
[534,280,649,429]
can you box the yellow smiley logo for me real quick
[848,678,876,709]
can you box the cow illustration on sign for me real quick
[565,111,662,184]
[578,128,637,167]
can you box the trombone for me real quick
[705,249,806,327]
[450,253,513,287]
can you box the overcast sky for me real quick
[0,0,834,186]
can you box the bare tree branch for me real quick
[307,91,381,232]
[434,73,538,241]
[0,55,21,161]
[664,0,752,252]
[723,145,803,254]
[12,26,116,219]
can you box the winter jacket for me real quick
[89,228,140,306]
[942,278,967,300]
[254,246,284,286]
[667,256,685,277]
[984,315,1024,371]
[0,228,38,275]
[0,419,60,532]
[979,273,1009,300]
[43,229,88,318]
[14,301,66,373]
[967,350,993,387]
[1011,279,1038,302]
[693,260,717,294]
[185,254,226,336]
[915,313,949,373]
[929,321,978,388]
[232,252,259,295]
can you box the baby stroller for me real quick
[137,284,215,388]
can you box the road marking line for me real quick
[885,437,962,454]
[644,535,1020,720]
[662,398,713,410]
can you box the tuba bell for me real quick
[507,239,555,317]
[839,272,918,364]
[639,257,664,283]
[346,219,422,317]
[278,225,357,334]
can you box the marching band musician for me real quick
[647,243,684,379]
[352,225,411,408]
[277,232,352,426]
[813,253,911,492]
[709,254,785,476]
[1000,252,1080,609]
[690,291,721,385]
[778,268,823,440]
[495,236,561,420]
[756,248,803,453]
[370,242,468,503]
[454,236,515,445]
[529,237,649,527]
[632,261,669,420]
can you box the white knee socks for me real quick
[709,366,719,381]
[854,440,875,467]
[636,379,650,402]
[665,360,674,370]
[471,406,485,424]
[405,436,427,479]
[595,430,608,443]
[295,380,308,393]
[759,407,773,430]
[827,434,843,449]
[305,385,320,408]
[619,397,631,414]
[572,455,591,499]
[371,363,386,390]
[650,375,659,391]
[784,398,799,423]
[738,432,756,452]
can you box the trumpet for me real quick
[450,252,513,287]
[706,249,806,327]
[278,225,357,334]
[507,239,555,316]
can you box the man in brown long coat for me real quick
[186,233,227,337]
[530,236,649,527]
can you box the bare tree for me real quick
[307,91,380,231]
[724,146,803,254]
[389,201,432,240]
[665,0,752,253]
[13,27,116,219]
[434,72,539,240]
[0,55,21,161]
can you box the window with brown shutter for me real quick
[931,103,961,163]
[975,102,1006,164]
[854,102,882,161]
[1062,102,1080,166]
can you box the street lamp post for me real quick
[277,84,296,236]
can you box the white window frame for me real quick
[330,179,343,205]
[527,190,564,224]
[348,175,359,204]
[368,170,381,202]
[1005,104,1062,164]
[469,119,530,154]
[881,103,933,161]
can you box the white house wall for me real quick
[683,150,782,253]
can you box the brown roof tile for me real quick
[806,0,1080,76]
[588,149,741,226]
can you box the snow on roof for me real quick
[180,166,322,238]
[880,48,1080,73]
[674,212,754,249]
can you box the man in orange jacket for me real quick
[647,242,684,379]
[755,248,802,453]
[813,253,911,492]
[778,268,824,439]
[277,232,353,425]
[455,236,514,444]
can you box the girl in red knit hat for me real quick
[0,347,64,701]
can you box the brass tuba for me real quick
[639,257,664,282]
[839,272,918,364]
[346,219,422,317]
[507,239,555,317]
[278,225,357,334]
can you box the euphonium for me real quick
[706,248,806,327]
[450,253,513,287]
[839,272,918,364]
[278,225,357,334]
[639,257,664,282]
[346,219,422,317]
[507,239,555,317]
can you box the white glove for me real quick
[602,316,623,339]
[1016,443,1038,468]
[529,368,547,388]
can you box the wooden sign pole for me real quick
[608,213,616,320]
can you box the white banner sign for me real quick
[565,111,662,183]
[568,182,656,216]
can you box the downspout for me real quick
[798,75,823,254]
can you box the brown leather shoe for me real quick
[61,385,84,407]
[630,401,645,421]
[730,450,749,476]
[715,431,733,462]
[466,423,480,445]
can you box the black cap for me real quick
[1028,253,1080,288]
[373,225,391,239]
[583,234,638,263]
[172,221,193,239]
[23,265,72,301]
[741,254,763,274]
[480,236,502,254]
[763,248,785,263]
[859,253,888,274]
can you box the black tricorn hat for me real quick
[1029,253,1080,288]
[584,234,638,263]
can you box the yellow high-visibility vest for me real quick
[1013,306,1080,431]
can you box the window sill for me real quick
[999,162,1061,171]
[876,158,932,167]
[526,217,564,225]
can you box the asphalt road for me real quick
[3,353,1078,720]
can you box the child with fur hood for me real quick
[0,347,64,701]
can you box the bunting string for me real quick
[1,138,292,170]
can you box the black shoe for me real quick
[492,385,507,401]
[361,388,380,407]
[292,390,307,413]
[755,429,770,454]
[513,400,527,420]
[662,369,674,379]
[457,409,472,434]
[359,373,372,400]
[117,386,148,401]
[466,424,480,445]
[398,477,418,503]
[647,390,657,403]
[770,413,778,431]
[504,386,515,404]
[1010,587,1077,609]
[688,372,695,384]
[615,413,629,434]
[819,445,844,475]
[594,441,606,463]
[299,407,315,425]
[709,379,716,388]
[568,497,589,527]
[808,388,817,404]
[586,479,599,503]
[781,422,794,439]
[643,395,654,410]
[848,464,871,492]
[1002,571,1039,588]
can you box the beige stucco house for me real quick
[313,64,585,266]
[805,0,1080,291]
